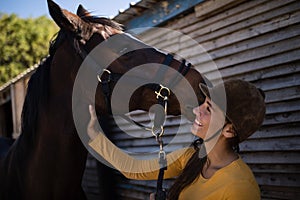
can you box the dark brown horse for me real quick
[0,0,208,199]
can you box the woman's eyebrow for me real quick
[206,100,214,110]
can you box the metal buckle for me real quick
[151,125,164,138]
[155,84,170,100]
[97,69,111,83]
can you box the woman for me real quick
[87,79,266,199]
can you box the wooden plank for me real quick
[125,0,205,32]
[192,0,298,39]
[194,0,246,18]
[217,37,300,69]
[205,49,300,80]
[192,1,300,47]
[240,137,300,152]
[180,6,300,65]
[263,111,300,126]
[240,151,300,164]
[251,123,300,139]
[180,23,300,64]
[185,0,270,33]
[236,61,300,83]
[249,163,300,174]
[266,99,300,114]
[254,73,300,91]
[187,35,300,71]
[260,185,300,200]
[142,0,271,43]
[82,154,102,199]
[150,0,299,53]
[263,86,300,104]
[255,173,300,187]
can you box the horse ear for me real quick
[47,0,95,43]
[77,4,91,17]
[47,0,81,31]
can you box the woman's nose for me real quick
[193,106,200,115]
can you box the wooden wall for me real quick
[103,0,300,199]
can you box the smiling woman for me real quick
[87,79,266,200]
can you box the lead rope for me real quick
[152,86,170,200]
[151,55,174,200]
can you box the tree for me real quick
[0,14,58,86]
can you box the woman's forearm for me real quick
[88,133,194,180]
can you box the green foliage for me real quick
[0,14,58,86]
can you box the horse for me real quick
[0,0,208,199]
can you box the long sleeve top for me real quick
[89,133,260,200]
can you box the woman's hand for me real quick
[149,193,155,200]
[87,105,100,140]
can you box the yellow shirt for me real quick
[89,134,260,200]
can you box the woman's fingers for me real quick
[89,105,97,122]
[87,105,99,140]
[149,193,155,200]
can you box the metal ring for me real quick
[151,125,164,138]
[155,84,171,99]
[97,69,111,83]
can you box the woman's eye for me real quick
[207,106,211,113]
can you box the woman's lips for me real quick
[194,119,203,126]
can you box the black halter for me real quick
[71,33,191,117]
[97,53,191,119]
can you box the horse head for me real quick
[47,0,208,122]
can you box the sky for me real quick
[0,0,137,19]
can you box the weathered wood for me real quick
[249,163,300,174]
[195,0,247,19]
[240,137,300,152]
[206,49,300,80]
[260,185,299,200]
[255,173,300,187]
[235,61,300,83]
[182,23,300,65]
[240,152,300,164]
[193,0,298,40]
[251,123,300,139]
[146,0,299,52]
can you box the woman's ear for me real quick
[222,124,236,138]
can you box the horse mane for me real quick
[22,15,122,140]
[20,56,51,141]
[79,11,123,31]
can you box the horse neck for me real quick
[23,43,88,198]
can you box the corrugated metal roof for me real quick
[113,0,161,24]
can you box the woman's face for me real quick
[191,97,225,139]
